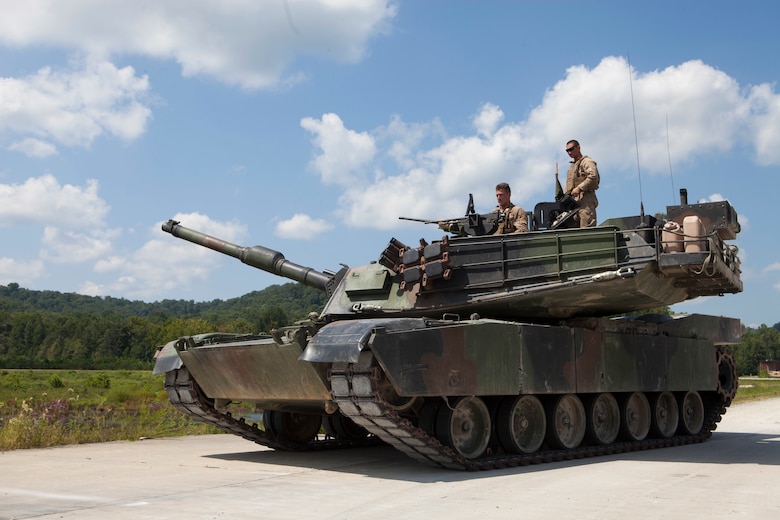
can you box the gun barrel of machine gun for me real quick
[398,216,441,224]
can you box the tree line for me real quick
[733,324,780,376]
[1,282,778,374]
[0,283,326,370]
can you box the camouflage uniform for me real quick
[492,203,529,234]
[565,155,600,227]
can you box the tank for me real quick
[153,189,742,470]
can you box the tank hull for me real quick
[154,313,739,469]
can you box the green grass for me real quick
[0,369,219,451]
[1,371,778,451]
[733,377,780,403]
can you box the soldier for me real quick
[492,182,528,234]
[565,140,600,227]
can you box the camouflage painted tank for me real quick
[154,190,742,470]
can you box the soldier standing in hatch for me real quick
[492,182,528,234]
[565,139,600,227]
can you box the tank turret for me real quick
[162,191,741,321]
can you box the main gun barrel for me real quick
[162,220,333,292]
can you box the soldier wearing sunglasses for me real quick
[564,140,600,227]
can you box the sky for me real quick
[0,0,778,328]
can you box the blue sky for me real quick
[0,1,778,328]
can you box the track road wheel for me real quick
[650,392,679,438]
[497,395,546,454]
[264,411,321,444]
[585,393,620,445]
[418,398,442,437]
[435,397,491,459]
[547,394,586,450]
[262,410,277,436]
[678,391,704,435]
[620,392,651,441]
[323,413,368,440]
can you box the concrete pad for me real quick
[1,397,779,520]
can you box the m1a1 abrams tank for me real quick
[153,189,742,470]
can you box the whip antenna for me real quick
[666,114,676,203]
[627,53,644,217]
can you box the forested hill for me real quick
[0,282,326,370]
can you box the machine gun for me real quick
[399,194,501,237]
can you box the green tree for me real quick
[256,306,289,333]
[733,325,780,376]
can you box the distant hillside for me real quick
[0,282,326,370]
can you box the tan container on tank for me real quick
[662,221,685,252]
[683,216,706,252]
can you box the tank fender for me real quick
[152,339,184,374]
[300,318,431,363]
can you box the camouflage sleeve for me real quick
[577,157,600,192]
[510,206,529,233]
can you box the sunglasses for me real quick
[565,145,578,153]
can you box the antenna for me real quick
[666,114,676,203]
[627,53,644,217]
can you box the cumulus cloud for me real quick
[0,174,116,282]
[301,113,377,185]
[83,212,247,298]
[275,213,334,240]
[7,138,58,158]
[0,175,109,228]
[298,56,780,229]
[473,102,504,137]
[0,0,396,90]
[0,1,394,157]
[0,257,45,285]
[0,59,151,155]
[746,83,780,165]
[40,226,116,264]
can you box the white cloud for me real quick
[526,58,752,173]
[0,175,110,228]
[40,226,115,264]
[301,113,377,185]
[0,257,45,284]
[0,174,115,283]
[699,193,726,203]
[381,115,445,170]
[275,214,334,240]
[0,59,152,152]
[0,0,396,90]
[473,102,504,137]
[747,83,780,165]
[300,56,780,230]
[84,212,247,299]
[0,1,394,156]
[7,138,58,158]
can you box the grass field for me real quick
[1,370,779,451]
[0,369,219,450]
[733,377,780,402]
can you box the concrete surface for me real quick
[1,397,779,520]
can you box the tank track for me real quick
[166,361,730,471]
[163,366,379,451]
[329,358,730,471]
